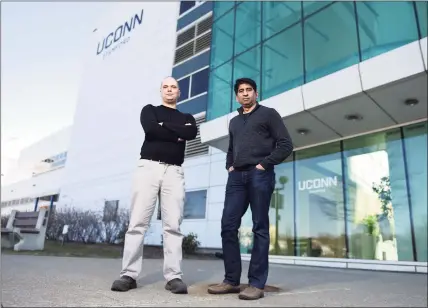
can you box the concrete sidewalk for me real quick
[1,254,426,307]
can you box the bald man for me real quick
[111,77,197,294]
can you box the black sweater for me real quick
[140,104,197,166]
[226,104,293,171]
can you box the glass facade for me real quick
[207,1,427,121]
[239,121,428,262]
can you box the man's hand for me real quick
[256,164,265,170]
[228,166,234,172]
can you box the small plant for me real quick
[182,232,200,254]
[372,176,392,219]
[362,215,378,236]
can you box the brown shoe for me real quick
[239,286,264,300]
[207,282,241,294]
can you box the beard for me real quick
[241,99,255,108]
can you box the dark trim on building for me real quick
[340,140,350,259]
[399,127,418,262]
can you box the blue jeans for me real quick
[221,168,275,289]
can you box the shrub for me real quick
[45,207,130,244]
[182,232,200,254]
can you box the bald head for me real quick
[160,76,180,106]
[161,76,179,89]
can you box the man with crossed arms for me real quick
[111,77,197,294]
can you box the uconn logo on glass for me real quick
[96,9,144,59]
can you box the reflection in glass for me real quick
[356,1,419,61]
[232,45,261,111]
[403,122,427,262]
[343,129,414,261]
[262,23,303,100]
[236,123,427,263]
[270,158,295,255]
[295,143,346,258]
[190,68,209,97]
[302,1,333,17]
[178,77,190,102]
[213,1,235,21]
[304,2,359,82]
[207,61,233,120]
[210,11,235,69]
[263,1,302,39]
[234,1,262,56]
[183,190,207,219]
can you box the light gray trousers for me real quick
[120,159,185,282]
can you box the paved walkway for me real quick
[1,254,426,307]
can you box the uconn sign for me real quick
[96,9,144,59]
[298,176,338,192]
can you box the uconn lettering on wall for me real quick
[298,176,338,192]
[96,9,144,59]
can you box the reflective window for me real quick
[191,68,209,97]
[262,22,304,100]
[180,1,195,15]
[403,122,427,262]
[356,1,419,61]
[295,142,346,258]
[210,10,235,69]
[178,77,190,102]
[184,190,207,219]
[213,1,234,21]
[207,61,233,120]
[416,1,428,38]
[304,2,359,83]
[302,1,333,17]
[208,1,423,123]
[234,2,262,56]
[262,1,302,39]
[343,129,414,261]
[232,45,261,111]
[270,157,295,256]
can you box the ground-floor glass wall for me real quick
[239,121,427,262]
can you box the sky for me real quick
[1,2,114,177]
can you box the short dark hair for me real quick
[234,78,257,95]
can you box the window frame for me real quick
[176,65,210,105]
[174,13,213,66]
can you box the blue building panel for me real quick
[177,1,213,31]
[177,94,208,115]
[172,50,210,80]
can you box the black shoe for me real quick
[111,275,137,292]
[165,278,188,294]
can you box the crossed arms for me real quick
[140,104,197,142]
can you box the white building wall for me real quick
[1,126,71,216]
[59,3,182,211]
[17,126,71,167]
[2,126,71,186]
